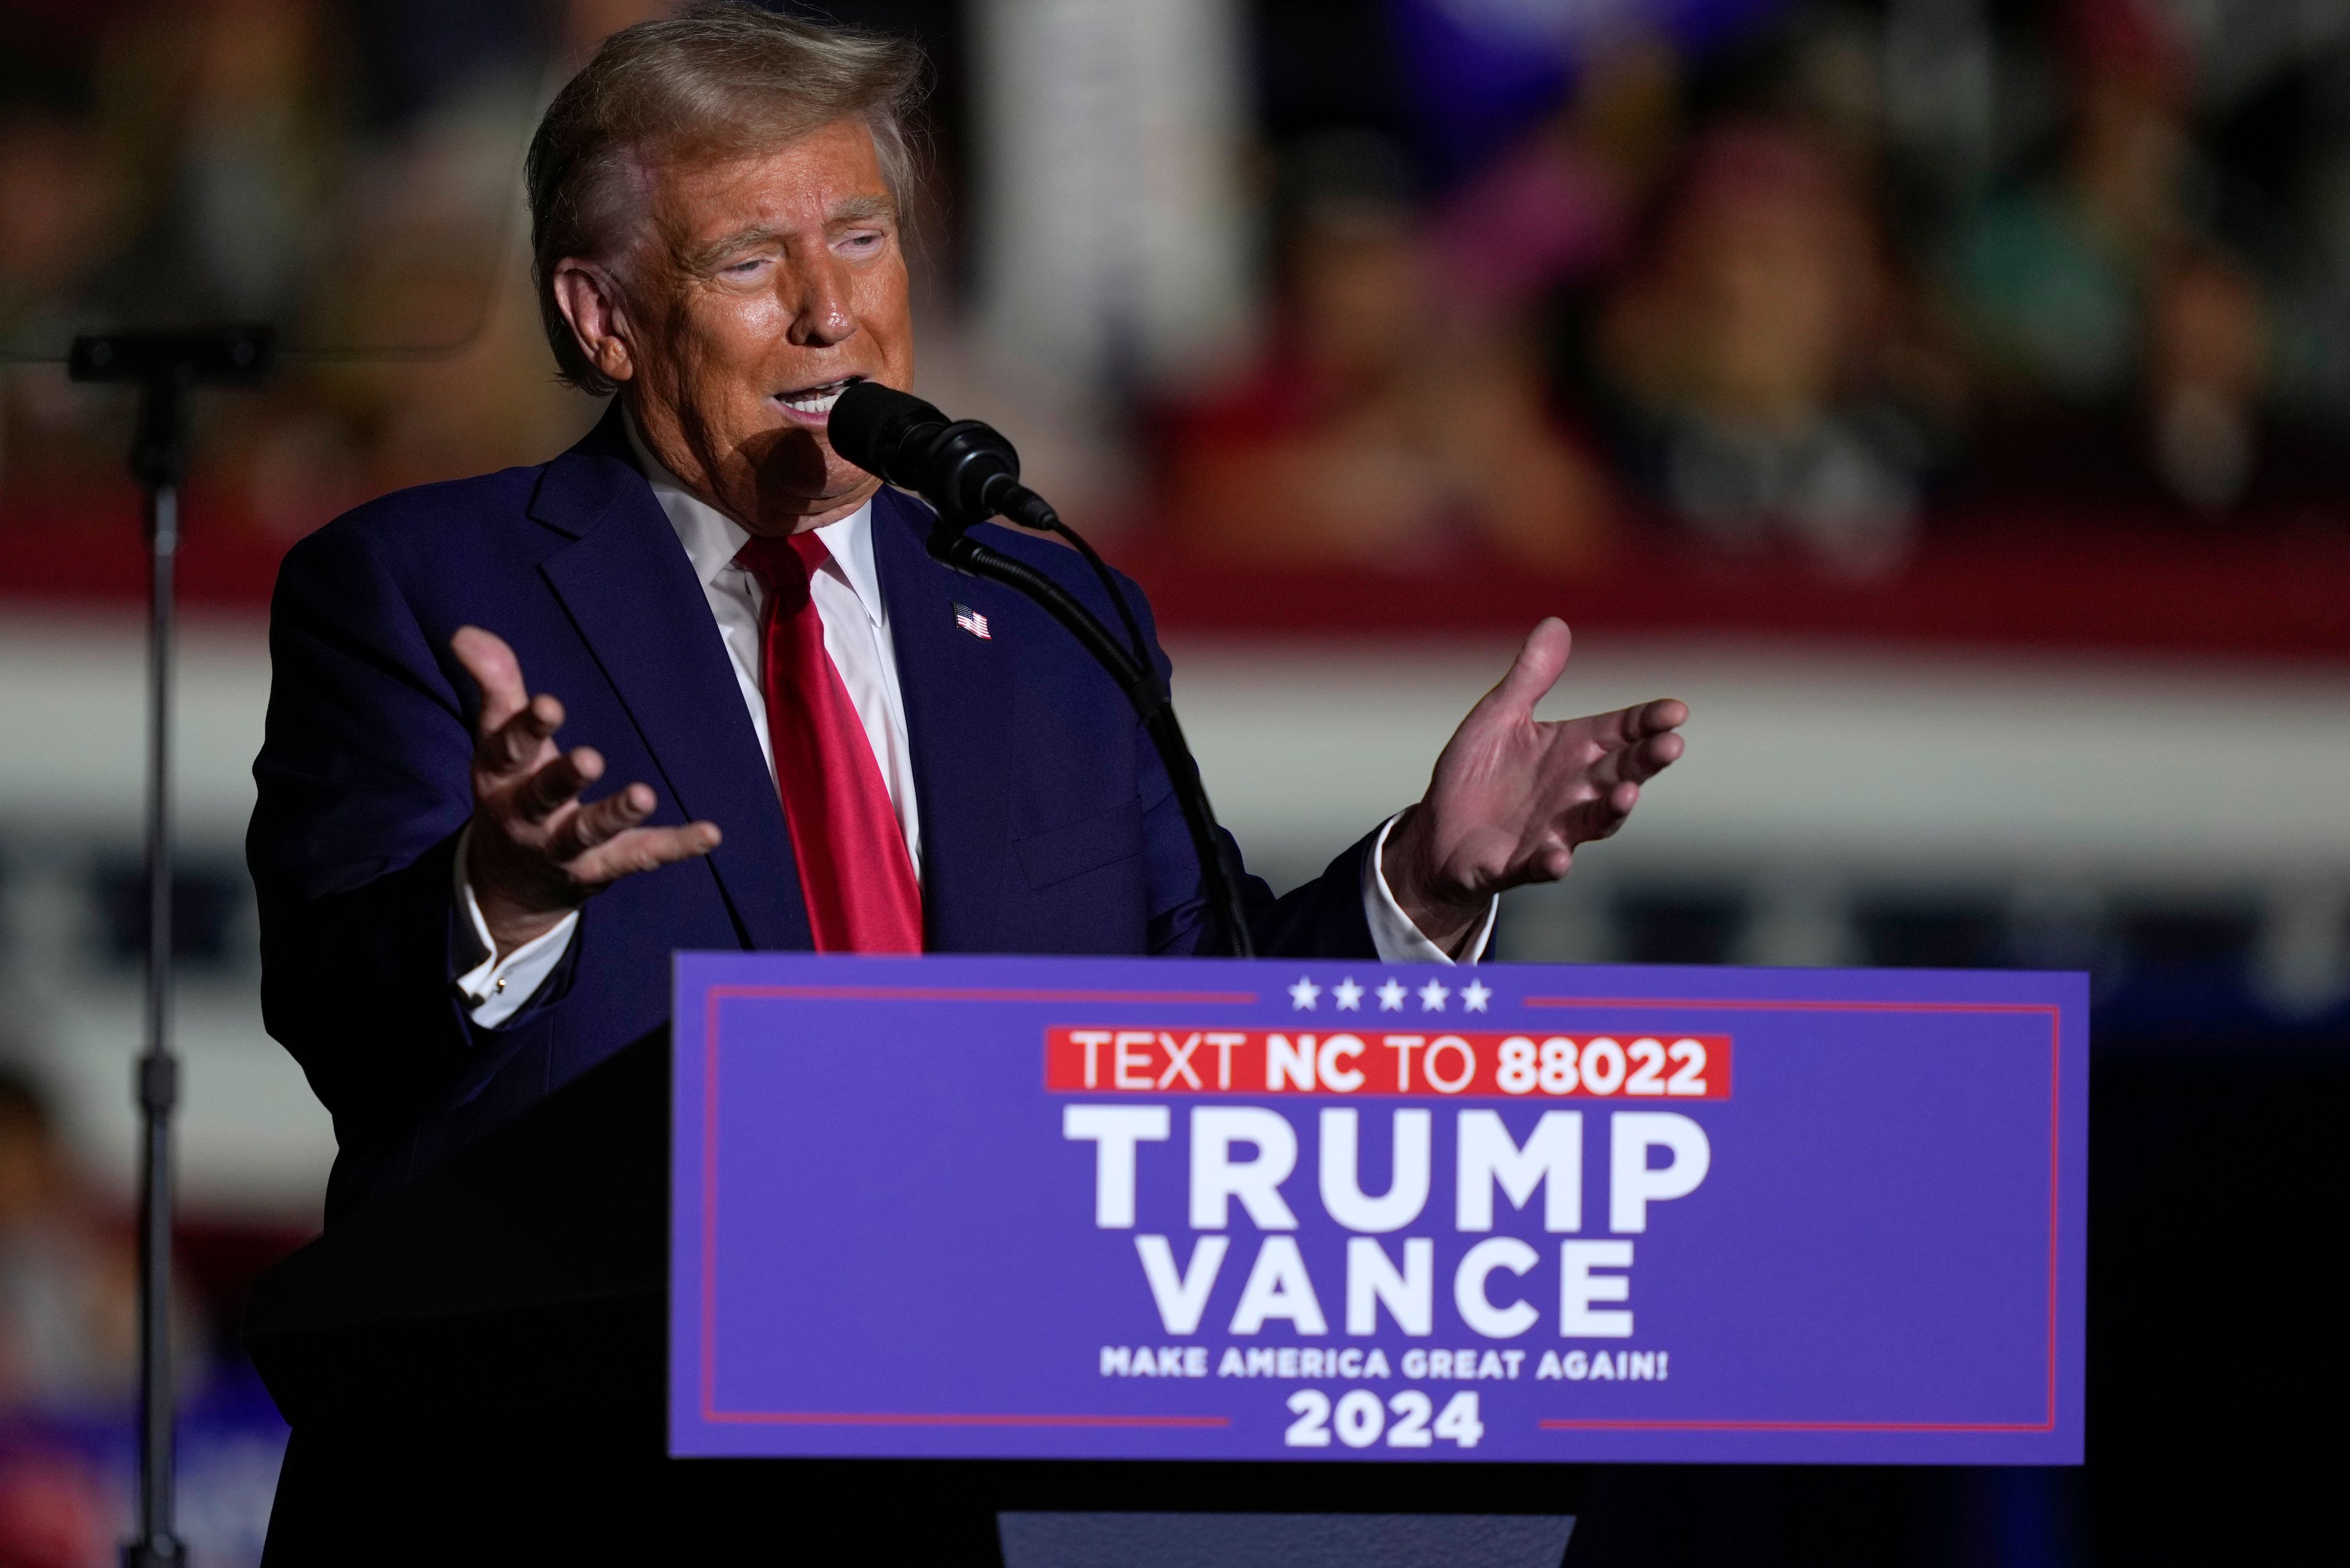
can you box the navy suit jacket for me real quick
[248,404,1379,1220]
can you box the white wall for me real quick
[1168,632,2350,888]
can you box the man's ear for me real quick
[551,259,636,385]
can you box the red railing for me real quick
[9,486,2349,660]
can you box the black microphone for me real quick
[827,379,1054,533]
[827,380,1253,957]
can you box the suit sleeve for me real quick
[245,524,499,1148]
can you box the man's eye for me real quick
[841,231,884,253]
[723,257,769,277]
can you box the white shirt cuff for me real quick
[1363,812,1496,965]
[452,821,580,1028]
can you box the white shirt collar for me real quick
[621,406,885,629]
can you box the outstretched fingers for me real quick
[570,822,725,885]
[1555,730,1676,848]
[457,626,572,786]
[1619,728,1686,783]
[1641,697,1690,733]
[475,693,565,779]
[1563,780,1642,848]
[452,624,723,928]
[1587,698,1688,785]
[549,782,657,862]
[510,747,603,824]
[1608,696,1688,745]
[1574,720,1685,799]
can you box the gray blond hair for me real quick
[525,2,925,395]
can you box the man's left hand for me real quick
[1384,618,1688,951]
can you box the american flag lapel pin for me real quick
[953,602,991,640]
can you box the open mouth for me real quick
[775,376,860,416]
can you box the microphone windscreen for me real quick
[828,380,946,482]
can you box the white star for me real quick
[1461,979,1492,1012]
[1376,979,1408,1011]
[1288,976,1321,1010]
[1419,979,1450,1012]
[1333,977,1364,1010]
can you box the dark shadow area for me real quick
[1562,1031,2346,1566]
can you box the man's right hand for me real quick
[453,627,722,959]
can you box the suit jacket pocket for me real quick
[1014,797,1146,890]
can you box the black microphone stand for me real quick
[923,511,1257,960]
[824,381,1256,957]
[68,326,275,1568]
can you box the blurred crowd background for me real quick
[8,0,2350,603]
[2,1,2346,1564]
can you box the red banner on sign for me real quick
[1043,1028,1732,1100]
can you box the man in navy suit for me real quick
[250,6,1686,1223]
[246,6,1684,1555]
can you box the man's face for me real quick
[619,118,914,533]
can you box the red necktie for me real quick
[736,531,923,954]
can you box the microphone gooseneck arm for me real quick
[927,531,1255,958]
[1008,491,1157,698]
[827,380,1255,958]
[825,383,1155,676]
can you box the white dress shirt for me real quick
[453,427,1493,1026]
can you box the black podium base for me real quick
[998,1513,1573,1568]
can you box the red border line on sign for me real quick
[697,985,2065,1439]
[1536,1418,2051,1433]
[707,1411,1231,1428]
[1523,996,2054,1013]
[1520,996,2064,1438]
[714,984,1258,1004]
[699,982,1253,1430]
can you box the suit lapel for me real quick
[873,490,1019,951]
[531,408,811,952]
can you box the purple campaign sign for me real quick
[670,954,2085,1465]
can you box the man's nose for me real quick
[782,256,857,348]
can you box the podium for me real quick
[248,954,2083,1561]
